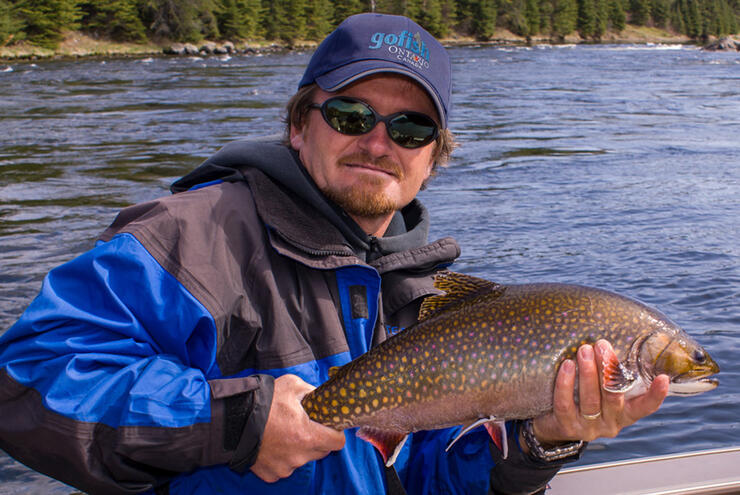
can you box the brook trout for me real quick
[301,272,719,465]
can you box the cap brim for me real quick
[314,59,448,129]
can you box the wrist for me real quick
[530,417,561,449]
[519,419,584,462]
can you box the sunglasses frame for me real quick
[308,96,439,149]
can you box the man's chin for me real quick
[323,185,398,219]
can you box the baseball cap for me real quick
[298,13,451,128]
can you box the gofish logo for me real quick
[368,30,431,70]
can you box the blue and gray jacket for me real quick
[0,142,565,494]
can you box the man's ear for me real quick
[290,122,304,151]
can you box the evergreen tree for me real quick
[79,0,147,42]
[15,0,81,48]
[453,0,475,35]
[403,0,424,20]
[538,0,555,36]
[142,0,220,42]
[438,0,457,36]
[417,0,445,37]
[551,0,578,38]
[374,0,403,15]
[0,0,24,45]
[681,0,702,37]
[524,0,542,37]
[608,0,626,30]
[471,0,497,39]
[500,0,530,36]
[279,0,307,44]
[260,0,282,39]
[217,0,261,39]
[578,0,598,37]
[669,0,686,33]
[594,0,608,36]
[333,0,366,25]
[629,0,651,25]
[306,0,334,39]
[650,0,669,27]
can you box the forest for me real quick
[1,0,738,51]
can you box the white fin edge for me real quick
[385,434,408,467]
[445,416,507,459]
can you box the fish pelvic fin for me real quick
[445,417,508,460]
[357,427,408,467]
[602,351,637,393]
[419,271,505,321]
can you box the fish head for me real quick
[637,329,720,396]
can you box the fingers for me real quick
[251,374,346,483]
[538,340,669,448]
[626,373,669,420]
[577,344,602,420]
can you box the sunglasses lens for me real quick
[323,98,375,135]
[320,97,438,149]
[388,114,437,148]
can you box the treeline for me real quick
[1,0,738,50]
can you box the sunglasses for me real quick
[308,96,439,149]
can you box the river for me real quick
[0,44,738,493]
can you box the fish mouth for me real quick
[668,375,719,396]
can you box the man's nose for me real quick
[356,122,394,157]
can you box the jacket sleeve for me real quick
[0,233,273,495]
[398,420,578,495]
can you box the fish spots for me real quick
[300,281,677,431]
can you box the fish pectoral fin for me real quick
[445,417,508,459]
[602,352,637,393]
[357,427,408,467]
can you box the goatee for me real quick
[322,152,404,218]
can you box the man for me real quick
[0,13,667,495]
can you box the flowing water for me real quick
[0,44,738,493]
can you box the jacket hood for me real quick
[171,140,431,261]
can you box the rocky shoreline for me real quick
[1,29,738,62]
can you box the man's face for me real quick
[290,74,438,233]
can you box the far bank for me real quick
[0,25,717,62]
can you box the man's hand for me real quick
[251,374,346,483]
[530,339,669,448]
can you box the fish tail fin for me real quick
[357,427,408,467]
[602,352,637,393]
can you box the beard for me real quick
[321,153,405,219]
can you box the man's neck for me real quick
[351,213,395,238]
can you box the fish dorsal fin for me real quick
[419,271,504,322]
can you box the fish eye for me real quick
[692,349,706,364]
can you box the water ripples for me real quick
[0,44,738,490]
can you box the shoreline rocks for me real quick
[163,40,304,57]
[703,36,740,51]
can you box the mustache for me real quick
[339,152,404,179]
